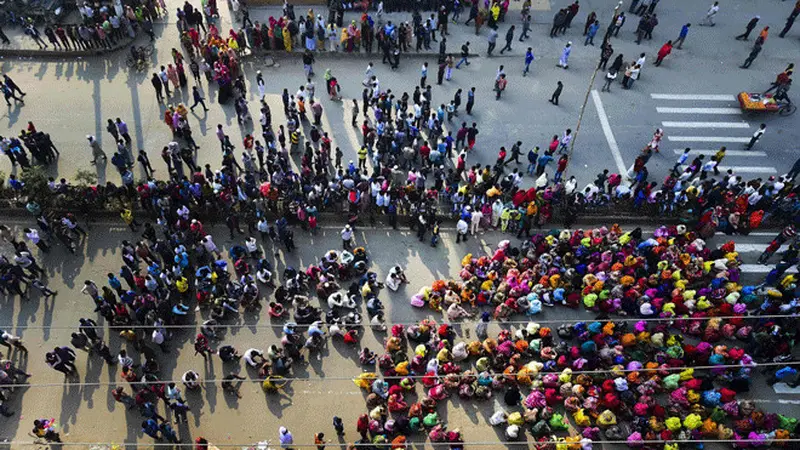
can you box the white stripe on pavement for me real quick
[672,149,766,157]
[667,136,751,143]
[650,94,737,101]
[662,121,750,129]
[773,383,800,395]
[719,166,778,174]
[591,90,627,175]
[739,264,797,274]
[733,244,767,253]
[656,107,742,114]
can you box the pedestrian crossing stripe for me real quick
[667,136,751,143]
[656,107,742,114]
[650,94,737,101]
[661,121,750,129]
[672,149,766,157]
[717,166,778,174]
[739,264,798,274]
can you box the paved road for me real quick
[0,218,797,448]
[1,0,798,190]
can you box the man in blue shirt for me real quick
[523,47,535,76]
[675,23,690,49]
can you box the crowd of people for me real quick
[2,0,800,447]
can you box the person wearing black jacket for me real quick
[499,25,515,54]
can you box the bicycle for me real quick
[125,44,154,71]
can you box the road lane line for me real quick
[656,107,742,114]
[719,166,778,174]
[651,94,736,101]
[667,136,751,142]
[591,90,627,175]
[661,121,750,128]
[672,149,766,157]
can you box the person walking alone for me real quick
[456,41,470,68]
[523,48,534,76]
[557,42,572,69]
[740,41,762,69]
[487,27,498,55]
[601,69,617,92]
[494,74,507,99]
[499,25,515,54]
[654,40,672,66]
[735,16,759,40]
[549,81,563,105]
[699,1,719,27]
[746,123,766,150]
[675,23,690,49]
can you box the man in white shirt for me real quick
[341,225,354,249]
[700,1,719,26]
[456,217,469,242]
[470,209,483,235]
[23,228,49,252]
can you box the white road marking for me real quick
[773,383,800,395]
[662,121,750,129]
[739,264,797,274]
[719,166,778,174]
[672,149,766,157]
[651,94,737,101]
[667,136,751,143]
[591,90,626,175]
[733,244,767,253]
[656,107,742,114]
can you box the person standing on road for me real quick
[746,123,766,149]
[151,73,164,102]
[420,62,428,87]
[674,23,690,49]
[654,40,672,66]
[159,66,171,97]
[601,68,617,92]
[740,41,763,68]
[466,86,475,114]
[584,20,599,45]
[115,118,131,145]
[494,74,507,99]
[699,1,719,27]
[598,41,613,69]
[190,86,209,112]
[487,27,498,55]
[523,47,535,76]
[549,81,563,105]
[557,42,572,69]
[735,15,759,40]
[87,135,106,164]
[519,14,531,41]
[3,75,25,98]
[499,25,515,54]
[456,41,470,68]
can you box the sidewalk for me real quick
[0,13,139,57]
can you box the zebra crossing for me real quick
[650,93,779,175]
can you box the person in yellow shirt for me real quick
[120,209,139,231]
[357,146,368,171]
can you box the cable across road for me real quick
[1,312,797,331]
[9,438,800,447]
[6,361,796,389]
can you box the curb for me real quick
[0,37,136,59]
